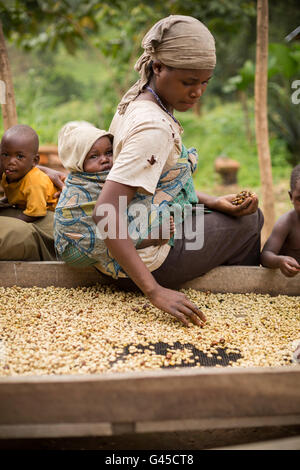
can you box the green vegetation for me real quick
[0,0,298,195]
[1,45,292,193]
[178,102,291,192]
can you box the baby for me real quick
[54,121,174,269]
[261,164,300,277]
[0,124,58,222]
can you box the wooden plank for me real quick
[136,415,300,433]
[0,367,300,439]
[213,434,300,450]
[180,265,300,296]
[0,261,112,288]
[1,416,300,440]
[0,262,299,295]
[0,423,112,439]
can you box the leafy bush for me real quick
[177,101,291,191]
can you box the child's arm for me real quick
[261,215,300,277]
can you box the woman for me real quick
[93,15,263,326]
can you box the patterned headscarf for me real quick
[118,15,216,114]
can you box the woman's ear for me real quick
[152,61,163,77]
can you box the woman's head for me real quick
[118,15,216,114]
[58,121,113,173]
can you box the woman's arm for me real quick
[93,180,206,326]
[37,166,66,197]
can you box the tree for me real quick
[0,19,17,130]
[0,0,124,129]
[255,0,275,241]
[0,0,258,129]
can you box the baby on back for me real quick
[54,121,174,272]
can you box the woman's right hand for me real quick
[147,285,206,327]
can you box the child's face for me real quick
[289,179,300,216]
[83,136,113,173]
[0,135,39,183]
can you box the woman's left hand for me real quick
[38,166,66,198]
[215,193,259,217]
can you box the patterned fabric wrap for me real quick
[54,144,198,278]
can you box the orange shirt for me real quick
[1,167,58,217]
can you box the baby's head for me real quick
[83,135,113,173]
[58,121,113,173]
[0,125,39,182]
[289,164,300,215]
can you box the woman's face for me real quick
[152,63,213,113]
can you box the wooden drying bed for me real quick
[1,261,299,295]
[0,262,299,441]
[0,368,300,440]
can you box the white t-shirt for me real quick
[107,100,183,271]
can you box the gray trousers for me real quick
[103,208,264,291]
[151,208,264,288]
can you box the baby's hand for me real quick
[155,216,175,246]
[278,256,300,277]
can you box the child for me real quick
[0,124,58,222]
[54,121,175,273]
[261,164,300,277]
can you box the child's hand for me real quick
[278,256,300,277]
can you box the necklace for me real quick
[146,86,180,125]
